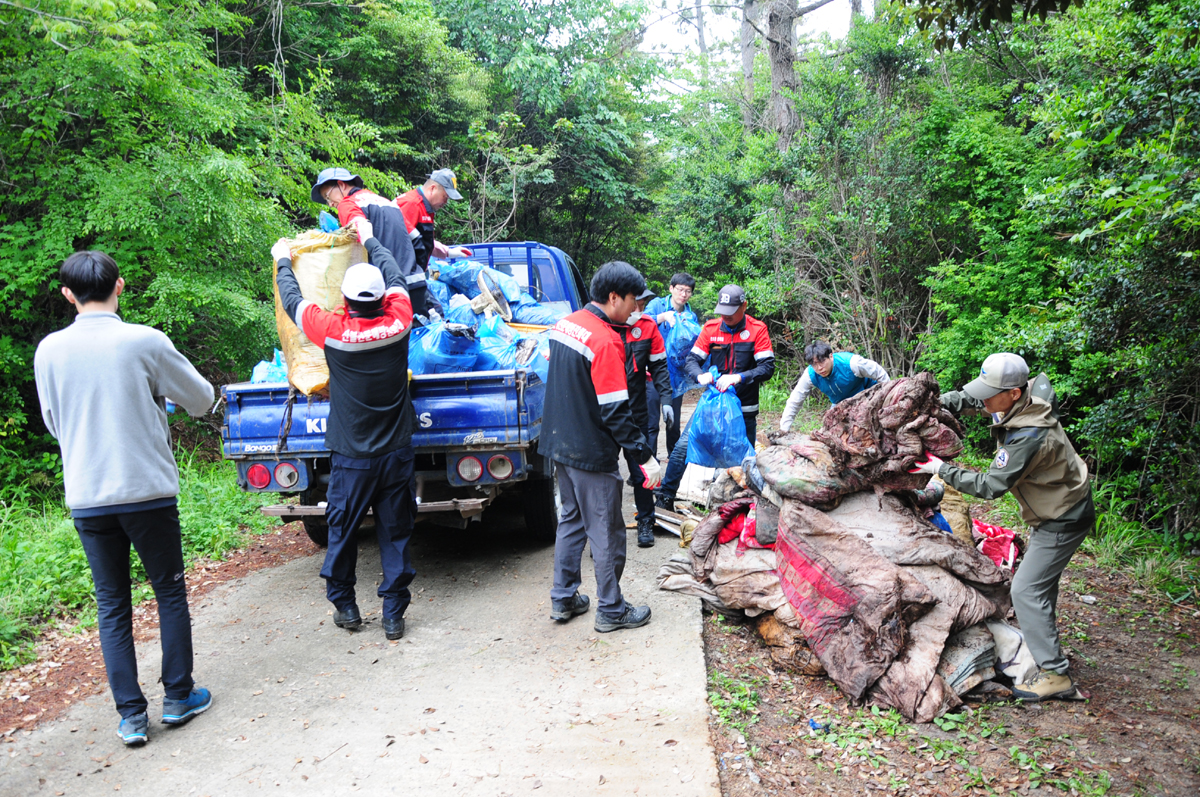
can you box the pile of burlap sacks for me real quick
[659,373,1035,722]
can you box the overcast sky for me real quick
[640,0,875,60]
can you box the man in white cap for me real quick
[396,169,472,278]
[910,352,1095,701]
[271,218,417,642]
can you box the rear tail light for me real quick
[457,456,483,482]
[247,464,271,489]
[487,455,514,480]
[274,462,300,489]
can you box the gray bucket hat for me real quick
[311,167,363,204]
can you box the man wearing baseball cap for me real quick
[271,217,418,642]
[655,283,775,508]
[910,352,1095,701]
[310,167,442,320]
[395,169,472,288]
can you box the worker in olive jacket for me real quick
[910,352,1094,702]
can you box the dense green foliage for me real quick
[1,0,1197,552]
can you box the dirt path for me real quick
[703,558,1200,797]
[0,491,720,796]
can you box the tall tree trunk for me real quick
[694,0,709,85]
[767,0,801,149]
[849,0,863,26]
[741,0,761,130]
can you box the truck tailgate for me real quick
[222,370,544,458]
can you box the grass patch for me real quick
[0,454,277,670]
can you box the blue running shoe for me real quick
[162,687,213,725]
[117,713,148,745]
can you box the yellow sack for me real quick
[273,229,366,396]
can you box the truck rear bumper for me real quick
[261,489,498,522]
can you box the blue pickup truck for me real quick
[220,242,587,546]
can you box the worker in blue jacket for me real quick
[779,340,890,431]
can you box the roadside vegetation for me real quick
[0,455,276,670]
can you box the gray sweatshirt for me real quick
[34,312,214,516]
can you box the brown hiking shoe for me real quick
[1012,669,1076,702]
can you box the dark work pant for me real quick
[1011,525,1089,673]
[645,381,684,458]
[623,448,656,524]
[74,505,194,719]
[659,411,758,501]
[323,446,417,619]
[551,464,627,616]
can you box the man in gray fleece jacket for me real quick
[34,251,216,746]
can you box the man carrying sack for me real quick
[271,218,417,641]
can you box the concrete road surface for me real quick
[0,468,719,796]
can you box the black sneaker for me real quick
[550,592,591,622]
[637,517,656,548]
[334,603,362,630]
[117,712,148,746]
[594,603,651,633]
[382,616,405,640]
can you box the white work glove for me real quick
[907,454,945,475]
[638,455,663,489]
[661,404,675,427]
[716,373,742,392]
[271,238,292,264]
[448,246,473,258]
[431,240,450,258]
[658,311,676,327]
[350,217,374,244]
[697,371,714,387]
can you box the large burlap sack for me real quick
[273,230,366,395]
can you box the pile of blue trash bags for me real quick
[409,317,551,381]
[427,259,568,328]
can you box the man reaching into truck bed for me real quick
[271,219,417,641]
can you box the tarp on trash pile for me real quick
[776,493,1011,722]
[759,373,965,507]
[273,229,364,395]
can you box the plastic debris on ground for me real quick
[250,349,288,383]
[657,373,1039,722]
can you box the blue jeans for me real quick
[658,412,757,501]
[323,446,417,619]
[74,504,194,719]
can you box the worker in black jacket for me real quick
[271,218,417,642]
[656,284,776,508]
[622,288,671,548]
[542,262,661,633]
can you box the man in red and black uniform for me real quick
[656,284,775,507]
[396,169,470,277]
[271,218,417,642]
[622,288,671,548]
[542,262,662,633]
[310,167,442,320]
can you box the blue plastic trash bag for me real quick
[529,331,551,382]
[251,349,288,383]
[686,370,755,468]
[666,314,702,397]
[511,293,568,326]
[318,211,340,233]
[438,261,522,304]
[427,277,452,311]
[445,300,483,328]
[408,322,479,375]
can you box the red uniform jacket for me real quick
[684,314,776,412]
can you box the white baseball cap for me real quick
[964,352,1030,399]
[341,262,386,301]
